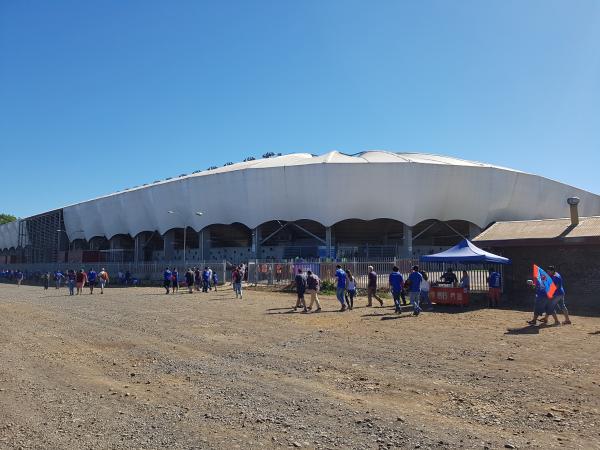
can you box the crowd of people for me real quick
[527,265,571,326]
[292,264,437,315]
[2,263,570,326]
[162,266,222,295]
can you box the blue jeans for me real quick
[392,290,402,311]
[67,280,75,295]
[420,290,432,308]
[234,282,242,296]
[409,291,421,313]
[336,287,345,306]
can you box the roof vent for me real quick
[567,197,580,226]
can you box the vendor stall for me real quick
[420,239,510,306]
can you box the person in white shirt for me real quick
[419,271,433,311]
[345,269,357,310]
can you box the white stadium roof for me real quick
[1,150,599,248]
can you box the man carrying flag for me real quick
[527,264,560,326]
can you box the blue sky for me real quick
[1,0,599,218]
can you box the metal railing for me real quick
[247,260,503,293]
[1,259,503,292]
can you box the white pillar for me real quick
[325,227,332,259]
[402,224,413,258]
[251,226,262,259]
[199,228,211,262]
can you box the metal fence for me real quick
[0,261,229,285]
[247,259,504,293]
[1,259,503,292]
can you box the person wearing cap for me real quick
[545,265,571,325]
[407,265,423,316]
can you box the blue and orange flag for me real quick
[533,264,557,299]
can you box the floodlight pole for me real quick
[168,211,204,267]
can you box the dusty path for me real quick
[0,283,599,449]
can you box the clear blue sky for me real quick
[1,0,599,218]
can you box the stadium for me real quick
[1,150,600,266]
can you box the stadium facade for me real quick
[2,151,600,265]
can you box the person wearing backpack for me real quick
[306,270,322,312]
[294,268,308,313]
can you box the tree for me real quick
[0,213,16,225]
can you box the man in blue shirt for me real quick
[407,265,423,316]
[335,265,347,312]
[202,267,211,292]
[388,266,404,314]
[547,265,571,325]
[527,277,549,325]
[87,268,97,295]
[487,269,502,307]
[163,268,172,294]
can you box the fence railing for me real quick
[1,259,503,292]
[247,260,503,293]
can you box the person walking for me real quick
[194,267,201,291]
[42,272,50,290]
[335,265,347,312]
[75,269,87,295]
[232,266,243,299]
[420,271,433,311]
[67,269,76,296]
[367,266,384,307]
[163,267,172,294]
[407,265,423,316]
[98,268,109,294]
[212,270,219,291]
[207,267,213,290]
[185,268,195,293]
[171,268,179,294]
[294,268,308,312]
[54,270,64,289]
[389,266,404,314]
[87,268,97,294]
[202,267,210,292]
[306,270,321,312]
[527,277,549,325]
[16,270,23,287]
[487,268,502,307]
[345,269,357,310]
[547,265,571,325]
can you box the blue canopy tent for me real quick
[420,239,511,264]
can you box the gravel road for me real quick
[0,283,599,449]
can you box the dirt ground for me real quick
[0,283,598,450]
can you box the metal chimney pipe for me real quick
[567,197,580,226]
